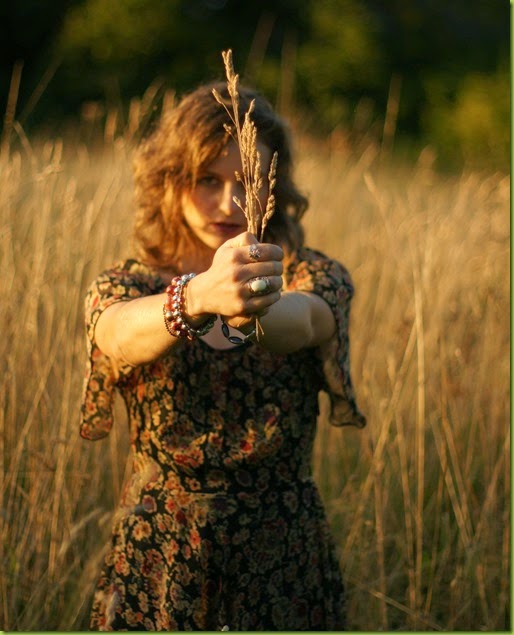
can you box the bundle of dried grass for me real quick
[212,49,278,242]
[212,50,279,340]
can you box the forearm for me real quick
[93,234,288,366]
[95,293,187,369]
[96,280,216,369]
[255,291,336,354]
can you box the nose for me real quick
[219,180,243,216]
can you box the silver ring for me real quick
[249,245,261,261]
[248,276,271,296]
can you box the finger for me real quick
[243,260,284,278]
[253,307,270,318]
[227,316,256,330]
[237,243,283,264]
[223,231,259,249]
[244,290,282,313]
[246,275,283,297]
[226,308,271,328]
[246,243,284,263]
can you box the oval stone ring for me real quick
[248,276,272,296]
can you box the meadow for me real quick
[0,109,509,630]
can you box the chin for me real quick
[196,237,223,254]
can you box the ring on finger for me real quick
[248,276,272,296]
[249,244,261,261]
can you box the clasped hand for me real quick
[187,232,284,330]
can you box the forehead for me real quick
[206,139,272,173]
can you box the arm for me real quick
[246,291,336,354]
[95,292,179,371]
[94,232,284,369]
[97,284,334,367]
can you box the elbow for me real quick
[290,320,316,352]
[95,302,137,369]
[303,319,317,349]
[258,293,324,354]
[264,319,314,354]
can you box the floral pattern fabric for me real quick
[80,248,365,631]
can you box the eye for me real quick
[197,174,220,188]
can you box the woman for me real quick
[80,81,365,631]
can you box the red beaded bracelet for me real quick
[163,274,215,340]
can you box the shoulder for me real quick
[91,258,163,295]
[85,259,164,322]
[96,258,161,284]
[285,246,354,298]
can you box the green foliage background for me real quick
[0,0,509,170]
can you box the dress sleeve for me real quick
[286,249,366,428]
[79,260,157,441]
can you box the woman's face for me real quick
[180,140,272,255]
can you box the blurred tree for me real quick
[47,0,310,124]
[422,66,509,170]
[371,0,509,133]
[296,0,386,131]
[0,0,84,124]
[0,0,508,169]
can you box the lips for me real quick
[210,222,244,236]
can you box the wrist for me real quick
[183,275,212,326]
[163,274,215,341]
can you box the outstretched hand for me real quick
[186,232,284,328]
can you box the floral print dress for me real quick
[80,247,365,631]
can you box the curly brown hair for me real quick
[132,81,308,268]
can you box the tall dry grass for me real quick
[0,112,509,630]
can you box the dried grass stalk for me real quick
[213,49,279,340]
[212,49,277,241]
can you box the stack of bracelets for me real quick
[163,274,216,341]
[163,273,256,345]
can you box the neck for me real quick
[178,248,214,275]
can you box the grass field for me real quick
[0,118,509,630]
